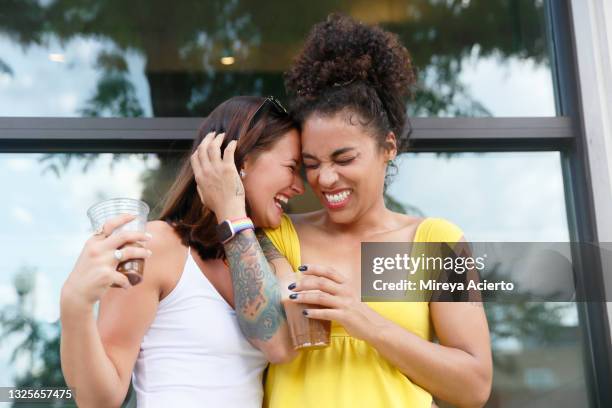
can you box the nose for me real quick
[318,165,338,188]
[291,174,305,195]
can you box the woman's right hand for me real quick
[60,214,152,313]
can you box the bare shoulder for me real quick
[144,221,188,290]
[146,220,183,250]
[394,212,425,228]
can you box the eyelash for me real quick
[336,157,355,165]
[303,157,355,170]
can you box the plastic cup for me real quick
[87,198,150,286]
[282,274,331,350]
[283,301,331,350]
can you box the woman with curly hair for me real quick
[192,14,492,408]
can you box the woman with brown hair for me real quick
[193,15,492,408]
[59,95,304,408]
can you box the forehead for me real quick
[265,129,301,156]
[301,113,375,155]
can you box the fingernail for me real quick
[147,249,153,257]
[289,293,297,299]
[145,233,153,239]
[288,283,296,290]
[302,309,309,316]
[298,265,307,272]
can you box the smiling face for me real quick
[301,112,396,225]
[242,129,304,228]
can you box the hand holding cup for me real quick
[61,214,152,312]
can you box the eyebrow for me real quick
[302,147,356,161]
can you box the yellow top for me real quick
[263,215,464,408]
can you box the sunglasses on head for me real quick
[248,96,289,130]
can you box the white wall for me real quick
[570,0,612,340]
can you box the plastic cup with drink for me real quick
[282,272,331,350]
[87,198,150,286]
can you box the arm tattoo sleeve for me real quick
[224,229,286,341]
[255,229,284,264]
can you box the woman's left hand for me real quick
[288,264,381,341]
[190,132,246,222]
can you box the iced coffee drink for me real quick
[282,283,331,349]
[87,198,150,286]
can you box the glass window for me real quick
[387,152,569,241]
[0,0,555,118]
[0,152,182,399]
[386,152,588,408]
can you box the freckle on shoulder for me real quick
[145,220,184,253]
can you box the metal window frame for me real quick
[0,1,609,407]
[549,2,612,407]
[0,116,573,152]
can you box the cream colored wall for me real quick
[571,0,612,341]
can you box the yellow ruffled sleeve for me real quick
[263,214,301,270]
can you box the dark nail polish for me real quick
[289,293,297,299]
[298,265,307,272]
[288,283,296,290]
[302,309,309,316]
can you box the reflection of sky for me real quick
[0,34,554,117]
[0,36,152,117]
[388,152,569,241]
[0,153,158,387]
[457,56,555,117]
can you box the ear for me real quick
[384,132,398,161]
[241,155,252,173]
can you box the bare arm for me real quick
[364,237,491,407]
[60,300,131,408]
[365,301,492,408]
[60,220,168,407]
[190,132,297,363]
[223,228,297,363]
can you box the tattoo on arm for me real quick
[224,229,286,341]
[256,229,284,263]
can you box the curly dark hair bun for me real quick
[285,13,416,150]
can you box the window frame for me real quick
[0,1,609,407]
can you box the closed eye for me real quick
[303,162,319,170]
[336,157,355,165]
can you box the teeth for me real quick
[324,190,351,204]
[274,194,289,204]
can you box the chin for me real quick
[326,209,355,225]
[266,212,282,229]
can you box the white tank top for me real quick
[132,248,267,408]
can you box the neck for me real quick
[322,196,396,237]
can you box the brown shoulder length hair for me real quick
[158,95,299,261]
